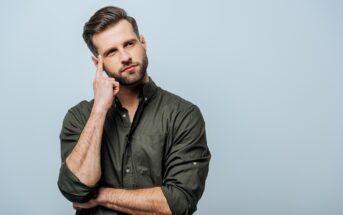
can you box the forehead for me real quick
[92,19,138,54]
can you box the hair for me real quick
[82,6,140,55]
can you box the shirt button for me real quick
[193,162,197,165]
[126,168,130,173]
[144,97,148,101]
[122,114,126,118]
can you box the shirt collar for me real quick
[114,76,158,107]
[140,76,158,102]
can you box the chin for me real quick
[118,74,146,87]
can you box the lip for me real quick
[122,65,137,73]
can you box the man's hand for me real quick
[93,55,120,113]
[73,199,99,210]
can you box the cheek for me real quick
[134,48,146,61]
[104,58,120,72]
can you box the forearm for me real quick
[96,187,171,215]
[66,108,107,186]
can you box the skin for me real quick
[66,20,172,215]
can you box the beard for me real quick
[108,52,149,87]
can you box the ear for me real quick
[91,55,98,67]
[140,35,147,50]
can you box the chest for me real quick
[101,104,172,188]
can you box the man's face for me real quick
[92,20,148,86]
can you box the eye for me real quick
[108,50,116,57]
[125,41,135,48]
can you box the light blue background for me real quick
[0,0,342,214]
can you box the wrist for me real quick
[91,105,110,115]
[96,187,109,206]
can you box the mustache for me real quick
[120,63,139,73]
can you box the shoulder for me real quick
[156,87,204,122]
[63,100,94,125]
[60,100,94,140]
[68,99,94,114]
[157,87,194,109]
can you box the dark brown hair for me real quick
[82,6,140,55]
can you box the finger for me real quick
[112,81,120,95]
[107,77,116,81]
[107,78,118,85]
[96,55,104,77]
[111,79,120,88]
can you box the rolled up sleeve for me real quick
[58,161,99,203]
[161,105,211,215]
[57,103,97,203]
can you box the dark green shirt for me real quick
[58,78,211,215]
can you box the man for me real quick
[58,6,211,215]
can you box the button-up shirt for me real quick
[58,78,211,215]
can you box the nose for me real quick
[120,50,131,65]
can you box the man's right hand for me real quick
[92,55,120,113]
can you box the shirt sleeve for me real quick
[161,105,211,215]
[57,104,99,203]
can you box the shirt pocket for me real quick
[131,134,166,187]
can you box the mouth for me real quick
[121,64,137,73]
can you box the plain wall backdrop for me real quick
[0,0,342,214]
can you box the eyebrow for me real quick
[103,47,117,57]
[124,38,137,46]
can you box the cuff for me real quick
[161,185,196,215]
[57,162,99,203]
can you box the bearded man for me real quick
[58,6,211,215]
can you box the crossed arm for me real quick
[73,187,171,215]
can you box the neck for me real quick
[117,74,149,108]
